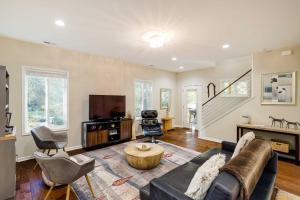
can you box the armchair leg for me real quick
[85,175,95,198]
[66,184,71,200]
[44,184,55,200]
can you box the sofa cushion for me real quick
[158,161,200,193]
[185,154,226,200]
[190,148,232,166]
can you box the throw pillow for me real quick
[232,131,255,158]
[185,154,226,200]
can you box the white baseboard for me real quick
[16,144,83,163]
[16,155,34,162]
[199,136,222,143]
[173,124,182,128]
[65,145,83,151]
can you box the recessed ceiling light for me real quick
[222,44,230,49]
[179,66,184,70]
[142,31,171,48]
[55,20,65,27]
[171,57,177,61]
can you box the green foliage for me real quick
[26,76,66,130]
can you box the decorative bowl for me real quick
[136,143,151,151]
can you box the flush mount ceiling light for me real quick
[55,19,65,27]
[222,44,230,49]
[179,66,184,70]
[171,57,177,61]
[142,31,170,48]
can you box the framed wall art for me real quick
[160,88,172,109]
[261,71,296,105]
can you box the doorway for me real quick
[182,85,202,130]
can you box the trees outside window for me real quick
[135,80,153,117]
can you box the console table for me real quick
[237,124,300,165]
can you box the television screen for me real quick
[89,95,126,120]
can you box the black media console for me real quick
[82,118,132,148]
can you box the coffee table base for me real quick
[125,153,163,170]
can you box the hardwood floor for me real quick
[16,128,300,199]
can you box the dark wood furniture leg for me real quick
[237,127,244,142]
[296,134,300,166]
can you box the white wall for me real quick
[0,36,177,160]
[176,56,252,126]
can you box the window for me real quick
[135,80,153,117]
[22,67,68,134]
[220,78,250,97]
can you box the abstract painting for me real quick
[261,72,296,105]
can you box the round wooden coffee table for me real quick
[124,143,164,170]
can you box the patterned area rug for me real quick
[72,140,200,200]
[275,190,300,200]
[72,140,300,200]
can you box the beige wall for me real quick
[176,56,252,126]
[0,37,177,160]
[201,46,300,142]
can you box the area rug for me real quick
[275,189,300,200]
[72,140,201,200]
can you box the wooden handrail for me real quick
[202,69,252,106]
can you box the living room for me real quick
[0,1,299,200]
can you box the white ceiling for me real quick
[0,0,300,72]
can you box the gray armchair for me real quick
[31,126,67,154]
[31,126,68,169]
[33,151,96,200]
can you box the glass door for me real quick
[182,85,202,130]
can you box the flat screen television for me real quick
[89,95,126,120]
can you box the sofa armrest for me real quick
[149,178,193,200]
[221,141,236,153]
[264,152,278,174]
[205,172,240,200]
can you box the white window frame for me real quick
[22,66,69,135]
[220,78,251,98]
[134,79,153,119]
